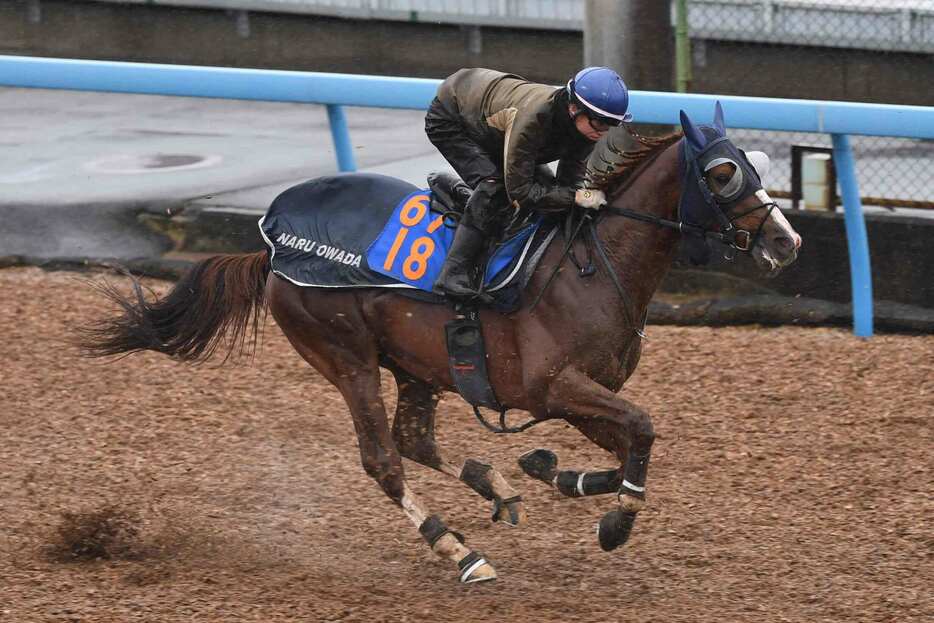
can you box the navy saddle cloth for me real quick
[258,173,550,299]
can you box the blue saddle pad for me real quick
[366,189,540,292]
[259,173,541,292]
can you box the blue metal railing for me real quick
[3,55,934,336]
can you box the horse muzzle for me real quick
[753,231,801,276]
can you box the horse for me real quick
[81,104,801,584]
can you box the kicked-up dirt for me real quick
[0,266,931,622]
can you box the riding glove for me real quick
[575,188,606,210]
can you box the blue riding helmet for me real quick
[566,67,634,125]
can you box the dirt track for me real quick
[1,266,931,622]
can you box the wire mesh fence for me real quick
[682,0,934,212]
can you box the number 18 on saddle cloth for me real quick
[367,190,540,292]
[367,192,456,291]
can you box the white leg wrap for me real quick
[622,479,645,493]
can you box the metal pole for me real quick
[675,0,692,92]
[583,0,624,68]
[831,133,873,337]
[326,104,356,172]
[584,1,673,92]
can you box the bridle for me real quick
[602,136,779,256]
[541,134,779,333]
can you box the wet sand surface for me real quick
[1,267,931,622]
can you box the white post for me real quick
[802,153,832,211]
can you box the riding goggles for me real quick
[586,113,623,132]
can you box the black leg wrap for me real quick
[555,470,583,497]
[457,551,483,572]
[518,449,558,483]
[460,459,496,501]
[587,470,624,495]
[555,469,622,497]
[491,495,522,524]
[597,509,637,552]
[419,515,465,547]
[620,451,650,499]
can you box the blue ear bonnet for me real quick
[677,105,765,264]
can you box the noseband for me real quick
[720,202,776,254]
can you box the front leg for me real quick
[518,448,622,498]
[545,366,655,551]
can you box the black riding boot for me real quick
[433,224,487,300]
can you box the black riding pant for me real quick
[424,97,508,235]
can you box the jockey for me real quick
[425,66,633,300]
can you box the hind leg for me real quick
[389,368,526,526]
[268,284,496,583]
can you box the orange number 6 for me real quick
[402,236,436,280]
[400,194,430,227]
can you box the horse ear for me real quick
[713,101,726,135]
[680,110,707,152]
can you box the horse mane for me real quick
[587,131,683,199]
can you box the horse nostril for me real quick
[774,236,794,252]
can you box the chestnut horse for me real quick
[83,105,801,584]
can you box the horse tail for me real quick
[82,252,270,363]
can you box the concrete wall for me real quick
[688,210,934,309]
[0,0,582,83]
[3,0,933,104]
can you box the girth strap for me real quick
[472,406,544,434]
[447,306,546,434]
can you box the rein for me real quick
[528,211,592,311]
[601,202,777,253]
[604,133,777,254]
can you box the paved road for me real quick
[0,86,451,258]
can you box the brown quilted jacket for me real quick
[435,68,595,212]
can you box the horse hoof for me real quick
[597,509,637,552]
[458,553,497,584]
[518,448,558,483]
[491,495,526,527]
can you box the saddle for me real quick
[426,173,570,432]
